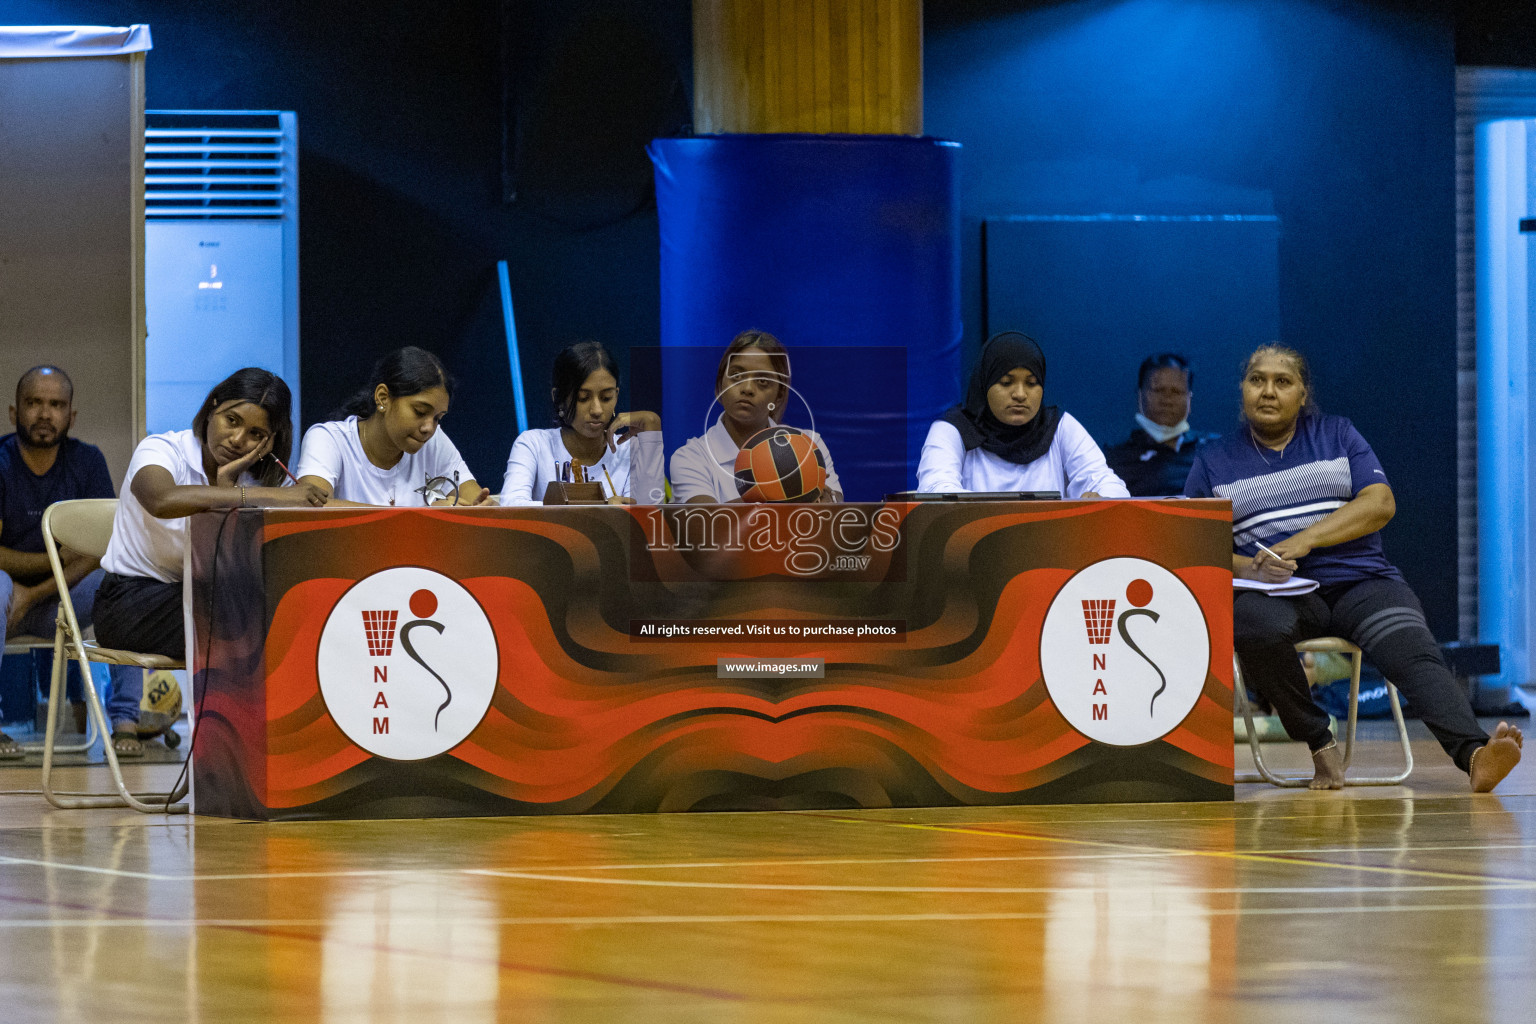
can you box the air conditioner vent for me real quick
[145,111,289,218]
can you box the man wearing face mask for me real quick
[1104,353,1219,497]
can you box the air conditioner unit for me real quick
[144,110,299,442]
[1476,117,1536,692]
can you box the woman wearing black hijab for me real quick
[916,331,1128,497]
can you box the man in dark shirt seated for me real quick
[0,366,138,758]
[1103,353,1221,496]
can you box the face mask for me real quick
[1136,413,1189,444]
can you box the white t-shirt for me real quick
[915,414,1129,499]
[500,426,665,505]
[670,414,842,503]
[102,429,255,583]
[294,416,474,507]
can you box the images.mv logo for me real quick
[1039,558,1210,746]
[317,567,499,760]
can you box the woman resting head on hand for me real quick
[94,368,321,752]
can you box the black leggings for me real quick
[1234,576,1487,772]
[93,572,185,661]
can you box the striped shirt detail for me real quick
[1184,414,1401,585]
[1218,458,1355,548]
[1217,457,1353,517]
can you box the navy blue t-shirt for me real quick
[0,434,116,554]
[1183,413,1401,585]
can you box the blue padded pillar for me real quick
[649,135,961,500]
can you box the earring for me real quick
[767,402,776,411]
[377,404,385,412]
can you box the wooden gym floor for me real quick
[1,725,1533,1023]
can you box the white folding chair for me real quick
[39,499,187,813]
[9,632,101,755]
[1235,636,1414,787]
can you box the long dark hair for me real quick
[714,329,790,406]
[333,346,454,420]
[192,368,293,487]
[551,341,620,427]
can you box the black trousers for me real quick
[1234,576,1487,772]
[93,572,185,661]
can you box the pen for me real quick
[602,465,618,500]
[272,454,301,486]
[1255,541,1290,563]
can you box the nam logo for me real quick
[1039,557,1209,747]
[317,567,498,761]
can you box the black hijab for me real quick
[941,331,1063,465]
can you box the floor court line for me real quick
[810,802,1536,828]
[5,902,1536,928]
[468,868,1536,895]
[0,856,172,880]
[214,921,749,1002]
[0,890,748,1003]
[812,814,1536,885]
[5,841,1535,884]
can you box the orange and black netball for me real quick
[734,425,827,502]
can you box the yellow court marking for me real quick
[813,815,1536,887]
[470,868,1532,895]
[834,802,1536,827]
[6,842,1535,884]
[7,902,1536,928]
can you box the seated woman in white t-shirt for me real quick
[296,346,493,508]
[95,368,324,755]
[669,330,842,503]
[916,331,1128,499]
[500,341,664,505]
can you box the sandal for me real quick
[110,730,145,759]
[0,731,23,760]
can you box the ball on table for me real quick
[734,425,827,502]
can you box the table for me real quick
[188,500,1234,819]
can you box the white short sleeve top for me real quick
[499,426,666,505]
[101,429,241,583]
[294,416,474,507]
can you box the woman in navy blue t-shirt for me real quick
[1185,345,1523,791]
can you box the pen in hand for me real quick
[1255,541,1294,564]
[272,455,302,486]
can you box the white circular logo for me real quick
[1040,557,1210,747]
[317,567,499,760]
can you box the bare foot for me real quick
[1310,742,1344,790]
[1470,722,1524,793]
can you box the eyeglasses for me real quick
[415,469,461,506]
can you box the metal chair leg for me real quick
[1339,681,1415,786]
[20,622,98,753]
[1237,639,1415,788]
[1338,644,1360,770]
[1234,653,1309,786]
[42,627,186,813]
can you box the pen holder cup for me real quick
[542,481,607,505]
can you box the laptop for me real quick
[883,490,1062,502]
